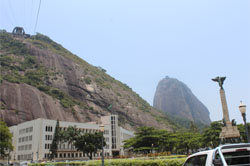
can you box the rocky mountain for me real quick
[0,32,177,131]
[153,76,211,126]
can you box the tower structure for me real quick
[212,76,240,142]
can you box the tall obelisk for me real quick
[212,76,240,142]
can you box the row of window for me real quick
[19,127,33,135]
[18,135,32,143]
[55,143,110,150]
[59,127,99,134]
[45,135,53,140]
[18,154,32,160]
[18,144,32,151]
[45,126,53,132]
[57,143,75,150]
[44,152,110,159]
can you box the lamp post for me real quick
[99,124,105,166]
[49,151,52,161]
[239,101,250,143]
[151,144,154,154]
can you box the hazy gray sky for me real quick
[1,0,249,124]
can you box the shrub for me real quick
[84,77,92,84]
[29,157,186,166]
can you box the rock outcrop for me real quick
[153,76,211,125]
[0,32,176,131]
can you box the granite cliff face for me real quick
[153,76,211,125]
[0,32,176,131]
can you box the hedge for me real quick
[30,158,186,166]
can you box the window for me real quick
[216,150,250,166]
[45,144,51,149]
[104,130,109,135]
[45,126,53,132]
[184,154,207,166]
[45,135,52,140]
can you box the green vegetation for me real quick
[59,126,106,160]
[123,121,248,155]
[202,121,223,148]
[0,32,79,110]
[237,123,250,143]
[0,121,13,158]
[0,32,179,129]
[84,77,92,84]
[30,157,186,166]
[50,120,60,159]
[124,121,226,155]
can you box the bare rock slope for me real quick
[0,32,176,131]
[153,76,211,125]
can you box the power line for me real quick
[24,0,26,30]
[34,0,42,33]
[8,0,17,26]
[29,0,34,34]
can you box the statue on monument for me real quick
[212,76,226,89]
[212,76,240,143]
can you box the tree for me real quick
[0,121,13,158]
[202,121,223,148]
[124,127,160,154]
[74,132,105,160]
[189,121,199,133]
[237,123,250,143]
[61,126,105,160]
[50,120,62,159]
[124,127,204,155]
[63,125,80,143]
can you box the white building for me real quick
[9,115,134,161]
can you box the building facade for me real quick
[9,115,134,161]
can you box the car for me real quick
[183,143,250,166]
[19,161,30,166]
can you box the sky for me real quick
[0,0,249,124]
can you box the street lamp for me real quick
[99,124,105,166]
[239,101,250,143]
[49,151,52,161]
[151,144,154,154]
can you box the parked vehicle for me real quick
[19,161,29,166]
[183,143,250,166]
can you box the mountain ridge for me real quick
[0,32,178,131]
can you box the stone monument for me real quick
[212,76,240,142]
